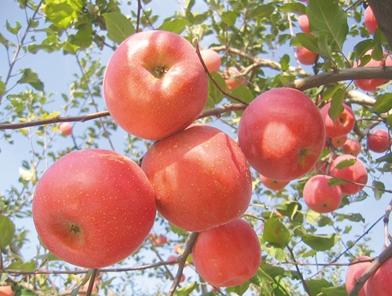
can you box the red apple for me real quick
[331,135,347,148]
[32,149,156,268]
[238,87,325,181]
[59,122,72,136]
[167,255,177,262]
[295,46,318,65]
[365,257,392,296]
[154,235,168,246]
[180,275,186,283]
[141,125,252,232]
[345,256,372,296]
[303,175,342,213]
[192,219,261,287]
[200,49,221,73]
[364,6,378,34]
[174,243,184,255]
[298,14,310,34]
[319,102,356,138]
[259,174,289,191]
[354,50,392,92]
[103,30,208,140]
[367,128,392,153]
[0,286,14,296]
[330,154,368,195]
[343,138,361,156]
[224,66,245,90]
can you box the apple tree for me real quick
[1,0,392,295]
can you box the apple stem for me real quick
[86,269,98,296]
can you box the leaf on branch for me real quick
[6,259,35,272]
[296,33,319,54]
[279,2,306,14]
[6,20,21,35]
[372,180,385,200]
[263,218,291,248]
[248,4,275,19]
[158,18,190,34]
[17,68,44,91]
[0,32,9,48]
[221,11,238,26]
[335,213,365,223]
[333,158,356,170]
[328,89,345,121]
[173,282,198,296]
[0,80,6,98]
[375,151,392,163]
[305,279,333,296]
[0,215,15,248]
[328,177,348,186]
[42,0,83,29]
[373,93,392,113]
[103,12,135,44]
[303,233,340,251]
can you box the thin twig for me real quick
[287,246,311,296]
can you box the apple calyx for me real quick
[70,223,81,234]
[152,66,169,79]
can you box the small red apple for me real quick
[192,219,261,287]
[298,14,310,34]
[103,30,208,140]
[303,174,342,213]
[167,255,177,262]
[141,125,252,232]
[319,102,356,138]
[365,256,392,296]
[200,49,221,73]
[259,174,289,191]
[180,274,186,283]
[224,66,245,90]
[238,87,325,181]
[330,154,368,195]
[367,128,392,153]
[174,243,184,255]
[154,235,168,246]
[364,6,378,34]
[331,135,347,148]
[0,286,14,296]
[32,149,156,268]
[345,256,372,296]
[343,138,361,156]
[59,122,73,136]
[295,46,318,65]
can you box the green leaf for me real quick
[303,234,340,251]
[206,72,226,108]
[354,39,375,58]
[226,282,250,296]
[17,69,44,91]
[376,151,392,163]
[0,80,6,98]
[335,213,365,223]
[263,218,291,248]
[373,93,392,113]
[306,279,333,296]
[328,89,345,121]
[230,85,254,104]
[173,282,198,296]
[43,0,83,29]
[297,32,319,53]
[158,18,190,34]
[328,177,348,186]
[0,215,15,248]
[322,84,343,101]
[103,12,135,44]
[334,158,356,170]
[6,20,22,34]
[317,34,333,60]
[221,11,237,26]
[275,201,300,220]
[372,180,385,200]
[305,209,320,224]
[307,0,348,49]
[6,259,35,272]
[248,4,275,19]
[279,2,306,14]
[318,285,348,296]
[0,32,9,48]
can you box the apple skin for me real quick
[330,154,368,195]
[319,102,356,138]
[365,257,392,296]
[238,87,325,181]
[354,51,392,92]
[0,286,14,296]
[331,135,347,148]
[32,149,156,268]
[364,6,378,34]
[343,138,361,156]
[345,256,372,296]
[295,47,318,65]
[367,128,392,153]
[200,49,221,73]
[303,175,342,213]
[103,30,208,140]
[224,67,245,90]
[298,14,310,34]
[192,219,261,288]
[141,125,252,232]
[259,174,289,191]
[59,122,73,136]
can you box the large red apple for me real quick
[345,256,372,296]
[0,286,14,296]
[354,50,392,92]
[330,154,368,195]
[192,218,261,287]
[367,128,392,153]
[103,30,208,140]
[303,174,342,213]
[238,87,325,181]
[141,125,252,232]
[298,14,310,34]
[364,6,378,34]
[200,49,221,73]
[32,149,156,268]
[343,138,361,156]
[365,257,392,296]
[295,47,318,65]
[319,102,356,138]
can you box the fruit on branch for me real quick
[238,87,325,181]
[367,128,392,153]
[354,50,392,92]
[319,102,356,138]
[141,125,252,232]
[153,235,168,246]
[364,6,378,34]
[298,14,310,34]
[200,49,221,73]
[303,174,342,213]
[295,46,318,65]
[103,30,208,140]
[343,138,361,156]
[0,286,14,296]
[32,149,156,268]
[174,243,184,255]
[192,218,261,287]
[345,256,372,296]
[59,122,73,136]
[180,275,185,283]
[223,66,245,90]
[365,256,392,296]
[330,154,368,195]
[259,174,289,191]
[331,135,347,148]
